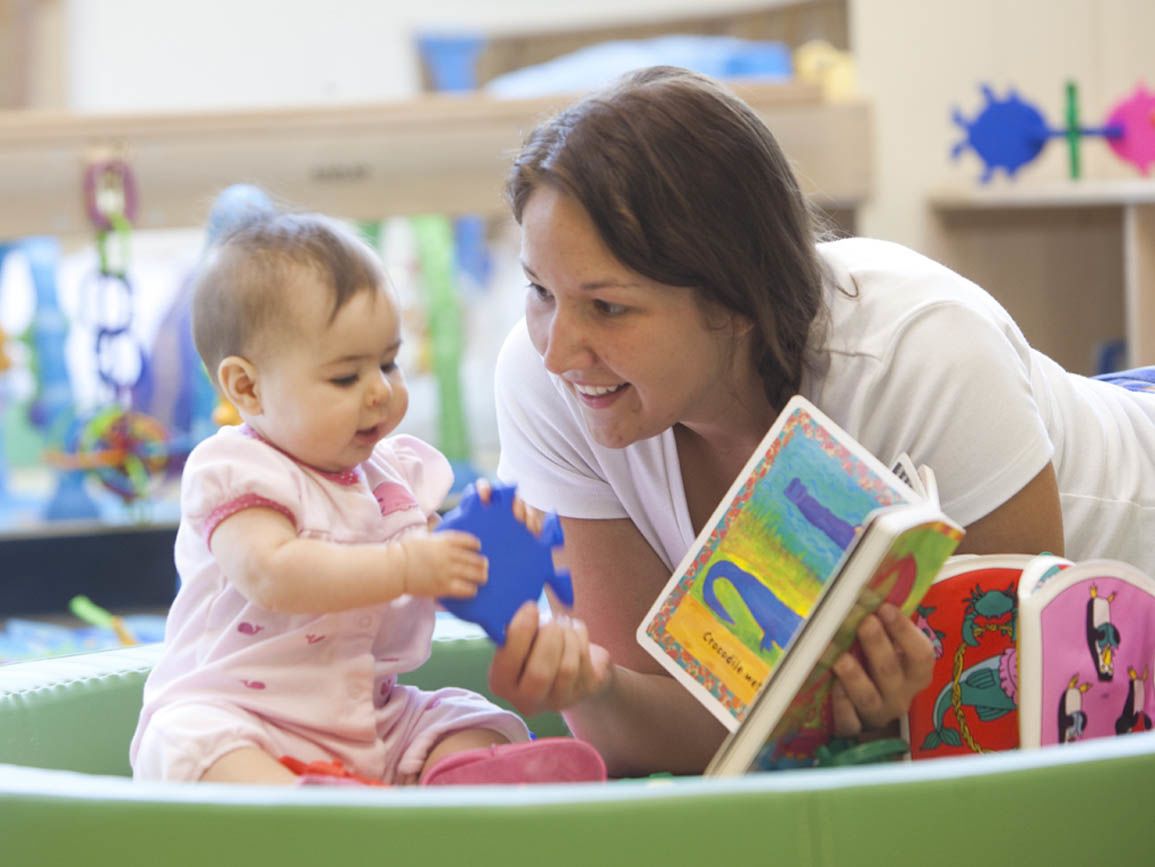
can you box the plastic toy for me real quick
[279,755,388,786]
[793,39,856,101]
[436,483,572,645]
[135,184,274,449]
[17,234,101,521]
[84,158,148,403]
[952,81,1155,182]
[69,594,137,645]
[0,321,12,511]
[39,160,204,515]
[46,407,176,504]
[410,214,483,493]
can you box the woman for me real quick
[486,66,1155,777]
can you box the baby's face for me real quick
[250,280,408,472]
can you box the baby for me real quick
[130,210,603,786]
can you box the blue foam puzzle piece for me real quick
[436,483,571,645]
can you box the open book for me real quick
[635,395,964,776]
[905,552,1155,759]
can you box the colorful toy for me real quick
[69,594,137,645]
[952,81,1155,182]
[13,234,102,521]
[793,39,856,102]
[40,158,190,515]
[84,158,148,402]
[279,755,388,786]
[135,184,275,446]
[0,319,11,507]
[47,406,179,504]
[436,483,572,645]
[411,215,478,491]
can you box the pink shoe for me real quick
[421,737,606,786]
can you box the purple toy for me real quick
[436,483,572,645]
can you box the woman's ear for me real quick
[725,310,756,340]
[217,356,261,415]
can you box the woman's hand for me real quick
[830,603,935,736]
[488,601,613,718]
[470,478,549,537]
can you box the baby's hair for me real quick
[191,209,387,385]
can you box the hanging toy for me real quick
[46,407,173,503]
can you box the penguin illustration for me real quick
[1115,666,1153,735]
[1058,674,1092,744]
[1086,585,1119,681]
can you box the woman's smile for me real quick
[571,381,630,407]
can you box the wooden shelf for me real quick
[931,180,1155,210]
[0,82,871,238]
[929,181,1155,370]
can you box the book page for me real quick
[637,395,919,729]
[707,511,964,775]
[904,555,1032,759]
[1018,560,1155,748]
[890,452,925,499]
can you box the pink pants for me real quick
[132,684,530,784]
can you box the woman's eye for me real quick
[381,361,398,374]
[527,282,552,302]
[594,299,626,316]
[330,374,358,387]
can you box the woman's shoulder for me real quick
[819,237,1010,309]
[496,317,543,373]
[495,318,571,412]
[816,237,1022,354]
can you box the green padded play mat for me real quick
[2,635,1151,867]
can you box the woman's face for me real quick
[520,186,749,449]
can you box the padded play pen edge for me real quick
[1,643,1151,866]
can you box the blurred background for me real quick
[1,0,1153,657]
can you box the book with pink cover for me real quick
[1017,559,1155,747]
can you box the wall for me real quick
[58,0,1155,250]
[850,0,1155,252]
[64,0,786,110]
[13,1,1155,463]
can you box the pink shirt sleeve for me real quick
[181,429,303,547]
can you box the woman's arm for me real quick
[954,462,1065,556]
[489,422,1062,776]
[490,513,728,776]
[210,507,487,614]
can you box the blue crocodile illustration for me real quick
[702,560,802,653]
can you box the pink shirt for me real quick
[133,425,452,750]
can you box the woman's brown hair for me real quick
[505,65,830,410]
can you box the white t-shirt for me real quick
[495,237,1155,575]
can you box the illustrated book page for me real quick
[1018,559,1155,748]
[706,509,964,775]
[903,553,1070,760]
[636,394,922,730]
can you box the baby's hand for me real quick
[399,532,487,599]
[473,479,548,536]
